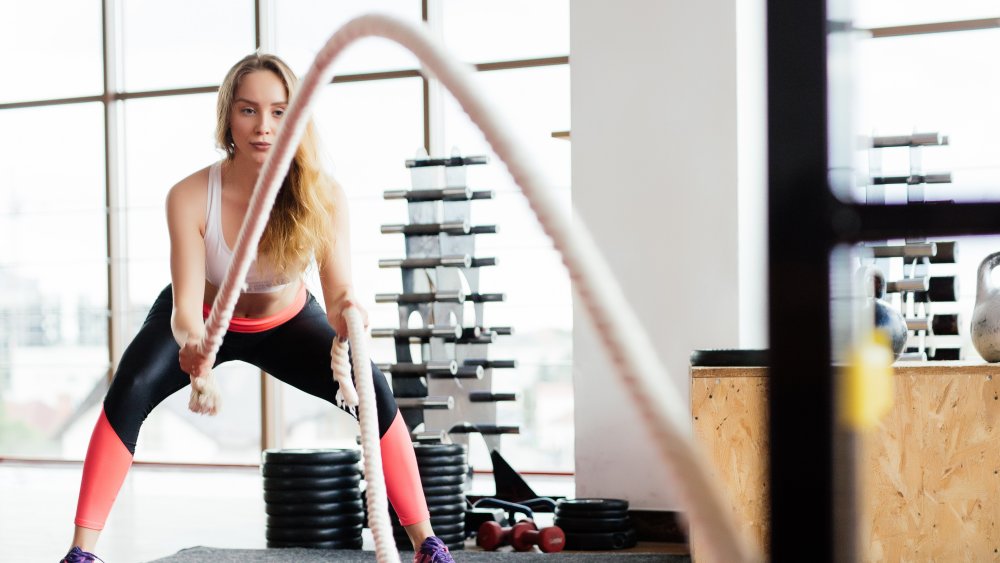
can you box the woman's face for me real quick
[229,70,288,166]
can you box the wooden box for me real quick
[691,362,1000,561]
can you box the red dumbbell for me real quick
[477,520,537,551]
[511,523,566,553]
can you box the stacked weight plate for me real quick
[390,443,469,551]
[262,449,365,549]
[555,498,637,550]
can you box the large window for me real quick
[1,1,572,472]
[855,4,1000,361]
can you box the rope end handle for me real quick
[188,371,221,416]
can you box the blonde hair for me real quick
[215,53,336,277]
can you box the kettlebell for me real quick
[868,267,907,360]
[971,251,1000,361]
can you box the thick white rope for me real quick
[340,308,398,560]
[189,13,755,563]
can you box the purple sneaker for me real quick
[413,536,455,563]
[60,546,104,563]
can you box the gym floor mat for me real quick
[148,546,691,562]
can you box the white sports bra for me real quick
[204,161,291,294]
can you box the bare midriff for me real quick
[203,278,304,318]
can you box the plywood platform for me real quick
[690,362,1000,561]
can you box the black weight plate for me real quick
[263,448,360,465]
[267,512,365,529]
[436,531,468,545]
[418,464,467,477]
[422,484,464,497]
[267,537,363,550]
[429,502,467,516]
[424,493,465,507]
[416,454,467,467]
[263,474,362,491]
[429,513,465,527]
[554,506,629,520]
[413,443,466,457]
[431,521,466,536]
[689,348,769,367]
[555,498,629,515]
[419,474,465,487]
[388,511,464,530]
[263,463,359,478]
[266,524,364,542]
[393,527,466,544]
[264,499,363,516]
[264,488,362,504]
[555,515,632,533]
[564,528,638,551]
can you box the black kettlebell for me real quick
[870,268,907,359]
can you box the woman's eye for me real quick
[240,107,255,115]
[274,109,285,117]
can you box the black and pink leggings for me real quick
[74,284,428,529]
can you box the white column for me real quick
[571,0,764,509]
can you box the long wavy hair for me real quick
[215,53,336,277]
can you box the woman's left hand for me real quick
[328,295,369,340]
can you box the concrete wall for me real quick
[570,0,766,509]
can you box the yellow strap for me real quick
[839,331,895,430]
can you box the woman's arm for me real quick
[166,173,214,375]
[318,180,367,337]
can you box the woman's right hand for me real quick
[179,339,216,378]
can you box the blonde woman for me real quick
[62,53,454,563]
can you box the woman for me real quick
[61,53,454,563]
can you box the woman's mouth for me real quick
[251,142,271,151]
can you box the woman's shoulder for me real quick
[165,163,215,219]
[166,164,215,203]
[171,164,214,194]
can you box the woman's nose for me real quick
[256,115,272,134]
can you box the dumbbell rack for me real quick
[864,132,961,361]
[374,149,520,453]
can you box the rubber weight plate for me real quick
[388,511,464,530]
[424,493,465,508]
[555,498,629,516]
[263,474,362,491]
[419,474,465,487]
[417,464,467,477]
[267,537,363,550]
[264,487,362,504]
[262,463,359,478]
[262,448,360,465]
[413,443,466,457]
[554,506,628,520]
[422,484,464,497]
[415,454,467,467]
[393,522,465,540]
[564,528,638,550]
[266,524,364,542]
[264,499,362,516]
[267,512,365,529]
[429,501,467,515]
[554,515,632,533]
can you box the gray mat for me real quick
[149,546,691,562]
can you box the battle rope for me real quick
[188,13,755,563]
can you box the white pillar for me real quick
[571,0,765,509]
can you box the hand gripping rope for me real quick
[188,13,756,563]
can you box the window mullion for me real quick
[103,0,128,380]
